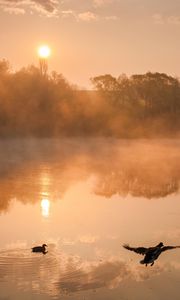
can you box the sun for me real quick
[38,45,51,59]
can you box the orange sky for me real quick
[0,0,180,87]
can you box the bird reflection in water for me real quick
[123,242,180,266]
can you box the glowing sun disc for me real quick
[38,45,51,58]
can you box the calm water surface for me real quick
[1,138,180,300]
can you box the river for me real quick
[0,138,180,300]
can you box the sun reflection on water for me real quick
[41,199,50,218]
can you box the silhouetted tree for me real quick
[0,59,180,138]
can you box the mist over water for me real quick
[1,138,180,300]
[0,138,180,213]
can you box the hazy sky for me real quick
[0,0,180,87]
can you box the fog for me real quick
[0,138,180,213]
[1,60,180,138]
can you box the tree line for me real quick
[0,59,180,137]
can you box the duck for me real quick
[32,244,48,254]
[123,242,180,266]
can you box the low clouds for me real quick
[152,13,180,25]
[93,0,114,8]
[0,0,58,16]
[34,0,58,13]
[1,0,180,23]
[152,13,164,24]
[167,15,180,24]
[3,6,25,14]
[78,11,98,22]
[61,10,99,22]
[0,0,118,20]
[61,10,117,22]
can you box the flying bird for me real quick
[123,242,180,266]
[32,244,48,254]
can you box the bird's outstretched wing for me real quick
[161,246,180,252]
[123,244,148,255]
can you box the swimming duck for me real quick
[32,244,48,254]
[123,242,180,266]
